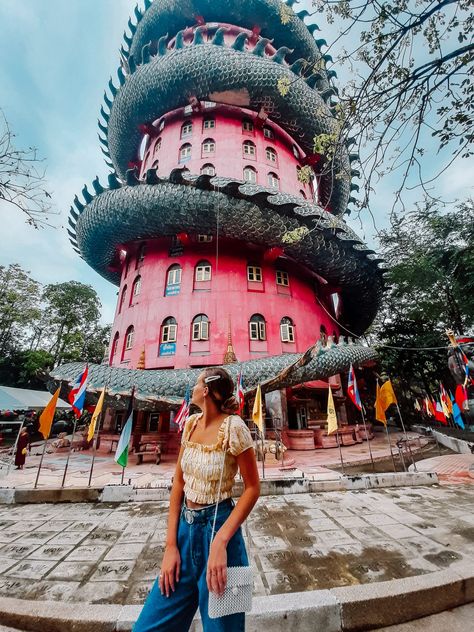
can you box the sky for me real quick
[0,0,472,326]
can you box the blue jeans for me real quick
[133,498,248,632]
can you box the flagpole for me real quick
[395,402,408,439]
[335,429,345,475]
[361,405,376,472]
[34,436,49,489]
[384,424,397,472]
[88,402,104,488]
[61,417,78,488]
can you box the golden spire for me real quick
[137,347,146,370]
[223,315,237,364]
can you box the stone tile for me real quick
[2,520,47,532]
[312,530,355,546]
[0,531,23,544]
[362,513,402,526]
[348,527,389,541]
[0,520,15,530]
[0,577,33,598]
[65,521,100,532]
[376,523,422,539]
[116,529,152,544]
[34,520,74,532]
[104,542,145,561]
[25,580,81,601]
[89,560,135,582]
[285,531,317,548]
[150,529,167,543]
[66,544,109,561]
[0,557,18,573]
[126,580,154,605]
[333,516,369,529]
[251,535,287,550]
[47,560,96,581]
[16,531,57,545]
[264,569,315,594]
[4,559,57,580]
[27,544,75,561]
[46,531,89,546]
[0,542,40,558]
[133,557,162,581]
[73,580,126,604]
[308,517,339,531]
[82,530,121,546]
[323,508,355,518]
[257,549,295,572]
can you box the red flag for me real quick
[455,384,468,412]
[236,371,245,415]
[434,401,447,424]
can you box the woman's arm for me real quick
[207,447,260,595]
[160,445,185,597]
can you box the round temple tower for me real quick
[59,0,385,406]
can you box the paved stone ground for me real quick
[376,602,474,631]
[2,431,428,489]
[0,485,473,607]
[409,454,474,485]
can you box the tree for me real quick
[0,109,53,228]
[282,1,473,215]
[42,281,102,366]
[0,349,54,389]
[367,198,474,410]
[0,264,41,356]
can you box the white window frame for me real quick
[197,234,213,242]
[263,126,274,140]
[167,267,182,286]
[266,147,277,163]
[202,139,215,154]
[184,105,193,115]
[267,172,279,189]
[181,121,193,138]
[203,118,215,130]
[276,270,289,287]
[158,120,165,131]
[243,167,257,183]
[247,265,262,282]
[112,335,119,356]
[179,144,192,162]
[200,164,215,176]
[203,101,215,108]
[242,119,254,132]
[280,322,295,343]
[192,318,209,341]
[249,319,266,341]
[243,141,256,156]
[125,328,134,350]
[162,323,177,343]
[195,263,212,282]
[133,277,142,296]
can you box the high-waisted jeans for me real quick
[133,498,248,632]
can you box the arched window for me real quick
[192,314,209,341]
[263,126,274,140]
[195,260,212,282]
[243,166,257,183]
[265,147,277,164]
[280,317,295,343]
[202,138,215,154]
[320,324,327,346]
[292,144,300,159]
[242,119,254,132]
[118,285,127,313]
[166,264,182,295]
[125,325,134,350]
[161,317,177,343]
[203,118,215,131]
[200,163,215,176]
[136,242,146,268]
[179,143,192,163]
[156,137,162,151]
[181,120,193,138]
[249,314,266,341]
[131,275,141,299]
[242,140,256,157]
[111,332,119,359]
[158,119,165,131]
[267,172,280,189]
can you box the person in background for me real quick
[15,427,29,470]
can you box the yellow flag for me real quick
[252,384,264,434]
[326,385,338,434]
[88,387,106,442]
[39,387,61,439]
[379,380,398,411]
[375,382,387,425]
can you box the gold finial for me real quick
[223,315,237,364]
[137,347,146,370]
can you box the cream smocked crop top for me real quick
[180,413,254,505]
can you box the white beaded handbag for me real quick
[208,419,253,619]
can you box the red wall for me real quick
[110,238,339,369]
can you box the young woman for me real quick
[134,367,260,632]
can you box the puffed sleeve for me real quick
[181,414,197,446]
[228,416,254,456]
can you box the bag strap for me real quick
[210,416,252,557]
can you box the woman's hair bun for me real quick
[222,395,240,414]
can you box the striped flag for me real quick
[236,370,245,414]
[69,365,89,418]
[175,386,191,433]
[347,364,362,410]
[114,389,135,468]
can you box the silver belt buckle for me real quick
[184,508,194,524]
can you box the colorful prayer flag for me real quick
[114,389,134,468]
[69,365,89,418]
[439,383,453,416]
[434,401,447,424]
[236,370,245,415]
[347,364,362,410]
[378,380,398,411]
[450,394,465,430]
[175,386,191,433]
[252,384,264,434]
[455,384,468,412]
[327,385,338,434]
[38,387,61,440]
[88,387,106,443]
[375,382,387,425]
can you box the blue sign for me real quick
[159,342,176,356]
[165,284,180,296]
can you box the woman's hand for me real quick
[207,536,227,595]
[159,544,181,597]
